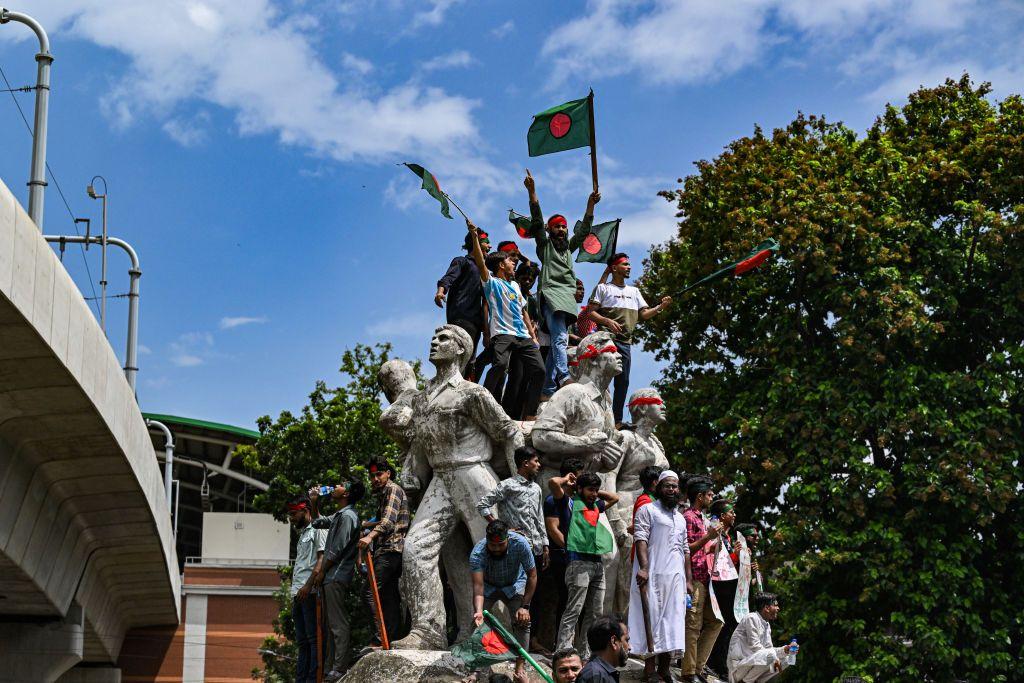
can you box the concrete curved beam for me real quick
[0,178,179,671]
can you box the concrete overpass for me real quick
[0,178,180,681]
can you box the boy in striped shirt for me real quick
[468,219,545,419]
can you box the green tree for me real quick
[244,344,415,681]
[639,76,1022,682]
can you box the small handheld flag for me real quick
[680,238,780,293]
[508,209,532,239]
[403,163,452,219]
[575,218,620,264]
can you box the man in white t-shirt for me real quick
[586,253,672,424]
[468,219,545,419]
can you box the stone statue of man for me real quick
[606,387,670,613]
[531,330,625,478]
[389,324,524,651]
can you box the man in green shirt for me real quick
[524,169,600,398]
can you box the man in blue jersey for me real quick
[468,219,545,420]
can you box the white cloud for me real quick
[162,111,211,147]
[8,1,493,178]
[341,52,374,75]
[219,315,269,330]
[616,196,678,248]
[542,0,769,88]
[366,311,443,339]
[138,344,152,355]
[411,0,464,29]
[542,0,1024,108]
[169,331,214,367]
[420,50,475,73]
[491,20,515,38]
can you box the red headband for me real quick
[611,255,630,266]
[629,396,664,408]
[547,214,567,228]
[478,231,489,241]
[499,243,518,253]
[576,343,618,361]
[287,502,309,512]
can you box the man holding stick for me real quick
[630,470,692,682]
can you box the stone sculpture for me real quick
[531,330,625,480]
[605,387,671,613]
[386,324,524,651]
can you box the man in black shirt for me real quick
[435,228,490,379]
[579,616,630,682]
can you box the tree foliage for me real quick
[242,344,415,681]
[639,76,1023,682]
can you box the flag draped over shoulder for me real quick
[404,163,452,219]
[508,209,532,239]
[681,239,780,293]
[528,96,592,157]
[575,218,620,264]
[566,497,614,555]
[451,623,518,669]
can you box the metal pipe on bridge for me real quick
[43,234,141,392]
[0,8,53,229]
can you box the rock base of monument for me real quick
[340,648,673,682]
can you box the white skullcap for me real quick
[657,470,679,484]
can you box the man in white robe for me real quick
[728,592,799,683]
[629,470,692,681]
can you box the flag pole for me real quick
[483,610,554,683]
[443,192,470,221]
[587,88,599,193]
[362,549,390,649]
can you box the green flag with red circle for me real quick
[575,218,620,264]
[566,497,614,555]
[680,238,780,293]
[527,96,592,157]
[450,623,518,668]
[404,162,452,219]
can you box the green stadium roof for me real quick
[141,412,260,441]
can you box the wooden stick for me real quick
[588,89,599,193]
[316,592,324,682]
[363,549,390,649]
[638,577,656,654]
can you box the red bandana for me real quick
[499,243,518,253]
[611,255,629,266]
[369,464,379,474]
[287,502,309,512]
[547,214,567,228]
[629,396,664,408]
[576,343,618,361]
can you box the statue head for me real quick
[628,387,665,426]
[429,324,474,372]
[575,330,622,382]
[379,359,417,403]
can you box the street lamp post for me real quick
[0,8,53,230]
[87,176,109,333]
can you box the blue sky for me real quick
[1,0,1022,429]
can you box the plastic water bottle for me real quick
[786,638,798,666]
[318,485,334,496]
[686,593,693,609]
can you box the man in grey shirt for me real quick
[309,481,365,681]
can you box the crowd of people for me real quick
[286,455,797,683]
[437,171,671,424]
[280,172,801,683]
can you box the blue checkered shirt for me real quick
[469,532,536,599]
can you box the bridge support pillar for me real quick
[0,603,84,683]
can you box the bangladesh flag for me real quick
[508,209,532,239]
[451,623,518,669]
[404,163,452,219]
[575,218,620,264]
[681,238,780,293]
[566,497,614,555]
[528,95,592,157]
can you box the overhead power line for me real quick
[0,61,102,317]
